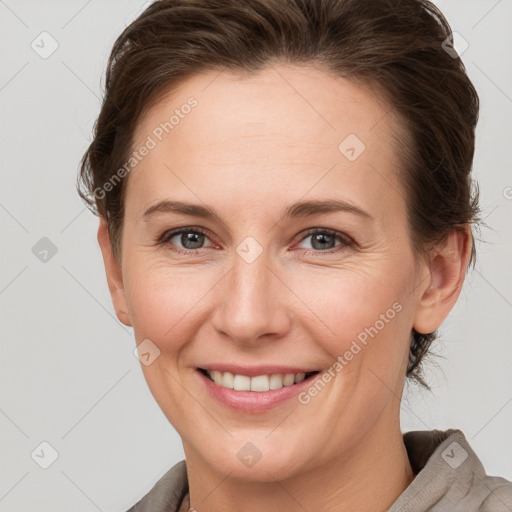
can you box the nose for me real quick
[210,247,293,346]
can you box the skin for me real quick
[98,63,471,512]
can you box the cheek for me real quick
[122,260,214,347]
[289,264,414,371]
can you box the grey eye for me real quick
[173,231,206,250]
[298,231,340,251]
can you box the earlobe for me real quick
[413,227,472,334]
[97,218,132,327]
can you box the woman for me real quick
[77,0,512,510]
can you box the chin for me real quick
[197,437,312,483]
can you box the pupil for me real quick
[312,233,334,250]
[182,232,204,249]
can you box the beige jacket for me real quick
[126,429,512,511]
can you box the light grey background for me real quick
[1,0,511,510]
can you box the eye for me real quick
[158,227,215,254]
[157,226,354,256]
[295,228,354,253]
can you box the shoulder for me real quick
[431,430,512,511]
[479,476,512,512]
[125,460,188,512]
[392,429,512,512]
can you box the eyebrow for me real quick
[282,199,372,220]
[143,201,222,222]
[142,199,372,222]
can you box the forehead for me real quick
[127,64,405,220]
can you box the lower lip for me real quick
[196,369,320,413]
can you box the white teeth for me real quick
[205,370,313,392]
[210,370,222,385]
[233,374,251,391]
[283,373,295,386]
[269,374,284,390]
[222,371,234,389]
[250,375,269,392]
[294,372,306,384]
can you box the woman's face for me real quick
[102,64,434,480]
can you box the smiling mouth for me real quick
[198,368,320,392]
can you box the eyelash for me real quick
[157,226,355,256]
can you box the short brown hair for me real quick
[77,0,480,389]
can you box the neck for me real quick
[183,413,415,512]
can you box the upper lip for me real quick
[198,364,320,377]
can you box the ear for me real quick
[97,218,132,327]
[413,226,472,334]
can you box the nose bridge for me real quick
[212,239,291,343]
